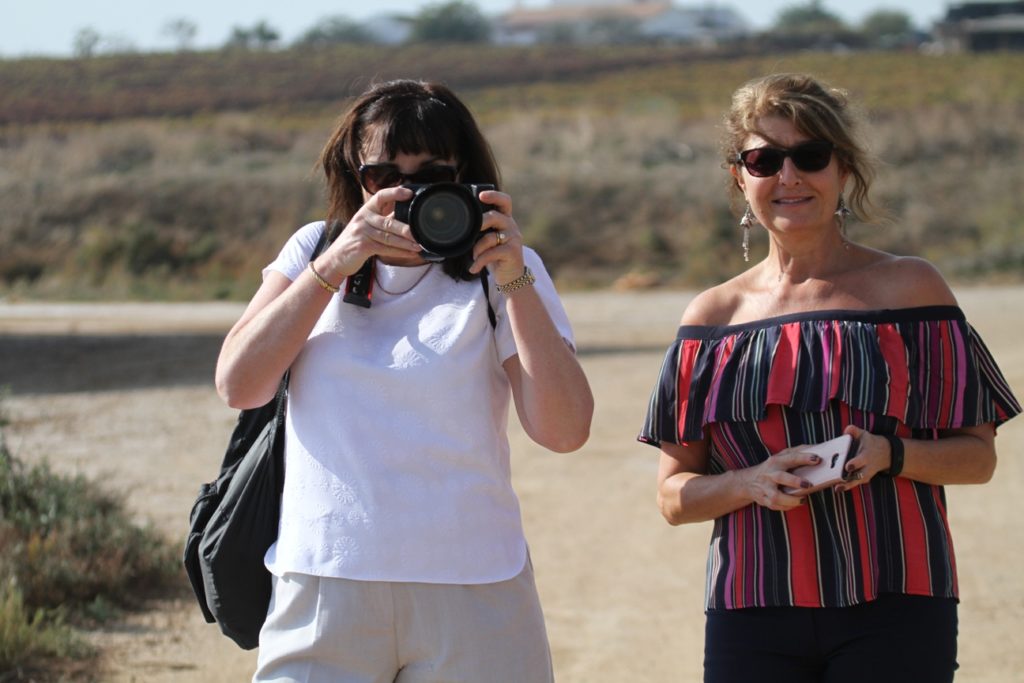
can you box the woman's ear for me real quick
[730,163,745,193]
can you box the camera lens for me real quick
[405,183,482,258]
[417,191,472,247]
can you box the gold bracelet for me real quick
[496,266,536,294]
[308,261,340,293]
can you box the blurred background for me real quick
[2,3,1024,680]
[1,0,1022,300]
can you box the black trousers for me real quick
[704,594,958,683]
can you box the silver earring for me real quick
[835,194,851,233]
[740,204,756,262]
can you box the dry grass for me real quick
[1,51,1022,298]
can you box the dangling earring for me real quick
[835,194,851,234]
[740,204,756,262]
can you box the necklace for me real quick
[374,263,433,295]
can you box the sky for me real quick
[3,0,954,57]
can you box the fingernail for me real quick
[801,480,811,489]
[810,455,821,464]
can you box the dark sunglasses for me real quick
[357,162,458,193]
[735,140,834,178]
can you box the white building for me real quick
[496,1,750,45]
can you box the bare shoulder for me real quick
[680,277,745,326]
[866,253,958,308]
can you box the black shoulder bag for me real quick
[183,231,327,650]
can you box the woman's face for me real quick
[732,115,847,240]
[358,134,458,267]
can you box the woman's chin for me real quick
[379,253,429,267]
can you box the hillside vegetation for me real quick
[1,46,1022,299]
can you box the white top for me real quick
[262,221,575,584]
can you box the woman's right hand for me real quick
[318,186,424,278]
[218,187,421,408]
[658,440,822,524]
[742,447,822,511]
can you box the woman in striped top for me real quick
[639,73,1019,683]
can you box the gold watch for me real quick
[496,266,536,294]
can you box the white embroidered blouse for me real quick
[262,221,575,584]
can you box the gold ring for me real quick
[497,231,507,244]
[852,471,863,480]
[384,231,390,244]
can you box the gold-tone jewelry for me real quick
[383,230,391,245]
[496,266,536,294]
[308,262,340,293]
[374,264,433,295]
[497,231,507,244]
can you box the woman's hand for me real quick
[469,189,525,286]
[658,441,822,524]
[743,447,822,511]
[833,425,896,492]
[318,186,423,277]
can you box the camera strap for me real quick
[343,258,375,308]
[342,255,495,330]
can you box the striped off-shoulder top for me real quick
[638,306,1020,610]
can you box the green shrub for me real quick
[0,578,91,675]
[0,417,180,678]
[0,449,179,612]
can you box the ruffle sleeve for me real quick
[638,306,1021,446]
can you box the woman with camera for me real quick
[638,73,1019,682]
[216,79,593,682]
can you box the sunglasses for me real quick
[735,141,834,178]
[357,162,458,193]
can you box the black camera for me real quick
[394,182,495,261]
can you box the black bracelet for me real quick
[882,434,904,477]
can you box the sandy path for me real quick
[1,287,1021,682]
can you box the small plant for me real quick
[0,405,180,678]
[0,578,91,676]
[0,449,179,612]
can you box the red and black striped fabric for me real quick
[638,306,1020,609]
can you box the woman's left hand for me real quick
[469,189,525,286]
[834,425,892,492]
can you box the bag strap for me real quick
[311,226,329,261]
[479,270,497,330]
[274,226,331,397]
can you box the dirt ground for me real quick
[1,287,1021,682]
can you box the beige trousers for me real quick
[253,559,554,683]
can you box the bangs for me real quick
[744,97,838,150]
[362,96,462,162]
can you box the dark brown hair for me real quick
[319,79,501,280]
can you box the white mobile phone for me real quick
[782,434,856,495]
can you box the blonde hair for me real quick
[722,73,881,223]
